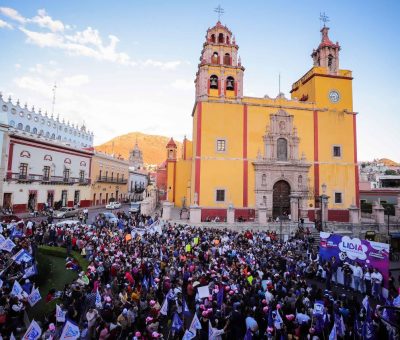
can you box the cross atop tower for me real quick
[319,12,329,27]
[214,5,224,22]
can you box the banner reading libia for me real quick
[319,232,389,288]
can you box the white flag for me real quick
[60,320,80,340]
[182,329,196,340]
[189,313,202,333]
[160,298,168,315]
[56,304,66,322]
[22,319,42,340]
[11,280,23,298]
[0,238,16,252]
[208,320,214,339]
[329,323,337,340]
[27,287,42,307]
[10,332,16,340]
[95,288,102,307]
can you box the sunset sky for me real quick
[0,0,399,161]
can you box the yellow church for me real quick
[164,20,359,223]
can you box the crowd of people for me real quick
[0,209,399,339]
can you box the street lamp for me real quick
[319,183,328,231]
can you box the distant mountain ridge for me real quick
[95,132,182,165]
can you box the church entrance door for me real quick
[272,180,291,219]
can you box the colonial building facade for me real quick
[90,152,129,205]
[0,95,96,212]
[1,94,93,149]
[1,129,93,213]
[165,21,359,223]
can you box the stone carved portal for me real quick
[253,109,311,221]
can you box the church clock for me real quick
[328,90,340,103]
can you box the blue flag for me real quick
[334,313,345,338]
[171,312,183,331]
[23,265,38,278]
[182,298,190,316]
[217,286,224,307]
[244,328,252,340]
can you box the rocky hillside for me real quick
[95,132,182,165]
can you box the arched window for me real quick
[224,53,230,65]
[51,133,55,139]
[32,127,37,134]
[328,54,333,68]
[9,120,15,128]
[57,135,61,140]
[210,75,218,89]
[45,131,50,138]
[39,129,44,135]
[25,125,30,133]
[226,76,235,91]
[226,36,230,44]
[218,33,224,43]
[17,123,23,130]
[277,138,288,161]
[210,34,216,43]
[262,174,267,186]
[212,52,219,64]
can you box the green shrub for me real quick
[38,245,89,271]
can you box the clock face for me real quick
[329,90,340,103]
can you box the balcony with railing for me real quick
[97,176,127,184]
[7,173,90,185]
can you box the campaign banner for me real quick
[319,232,389,288]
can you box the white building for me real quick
[2,132,93,212]
[0,93,94,213]
[127,141,148,201]
[0,93,93,150]
[128,167,148,202]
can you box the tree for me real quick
[384,169,397,175]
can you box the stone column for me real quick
[348,204,360,224]
[299,197,309,220]
[258,206,267,225]
[227,206,235,224]
[320,194,329,224]
[396,195,400,219]
[162,201,174,220]
[290,195,300,221]
[372,201,385,224]
[189,205,201,224]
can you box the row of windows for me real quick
[9,120,92,140]
[19,163,85,181]
[209,75,235,90]
[98,170,125,180]
[209,33,230,44]
[215,138,342,159]
[211,52,232,65]
[10,121,92,145]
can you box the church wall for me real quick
[318,109,356,209]
[173,160,192,208]
[198,101,244,207]
[246,104,316,208]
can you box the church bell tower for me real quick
[194,21,245,101]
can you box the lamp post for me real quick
[319,183,328,231]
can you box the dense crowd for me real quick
[0,210,399,339]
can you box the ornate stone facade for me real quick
[253,109,311,221]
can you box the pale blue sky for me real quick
[0,0,399,161]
